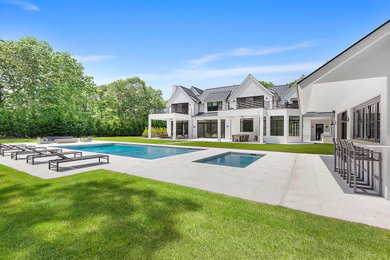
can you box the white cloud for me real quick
[190,41,318,67]
[137,62,322,81]
[3,0,39,11]
[73,55,116,62]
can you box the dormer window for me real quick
[207,101,222,111]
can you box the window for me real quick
[263,116,266,136]
[240,118,253,132]
[172,103,188,114]
[353,96,380,142]
[271,116,284,136]
[197,120,225,138]
[207,101,222,111]
[289,116,300,136]
[237,96,264,109]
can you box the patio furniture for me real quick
[10,146,62,160]
[40,136,73,144]
[55,138,78,143]
[48,151,109,172]
[26,150,83,165]
[242,135,249,142]
[1,144,38,156]
[232,135,240,142]
[333,138,382,196]
[80,136,92,142]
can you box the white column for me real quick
[188,119,193,139]
[167,119,171,137]
[259,112,264,144]
[217,116,221,142]
[284,110,289,143]
[148,117,152,139]
[173,118,177,140]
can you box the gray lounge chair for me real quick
[26,150,83,165]
[10,146,62,160]
[48,151,109,172]
[1,144,37,156]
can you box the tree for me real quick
[0,37,96,137]
[289,80,298,87]
[258,81,274,87]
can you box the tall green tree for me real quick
[0,37,96,137]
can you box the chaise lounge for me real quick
[10,146,63,160]
[26,149,83,165]
[48,150,109,172]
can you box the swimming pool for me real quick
[195,152,263,168]
[58,143,201,159]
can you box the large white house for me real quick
[297,20,390,199]
[148,74,333,143]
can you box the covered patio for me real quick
[148,112,192,140]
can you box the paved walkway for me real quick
[1,141,390,230]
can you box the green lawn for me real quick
[174,141,334,155]
[0,165,389,259]
[94,136,181,144]
[0,138,35,144]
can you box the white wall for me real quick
[297,26,390,199]
[302,118,332,142]
[167,88,196,116]
[264,109,302,144]
[228,76,273,109]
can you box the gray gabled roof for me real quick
[179,86,201,103]
[199,85,239,102]
[267,84,290,99]
[190,86,204,96]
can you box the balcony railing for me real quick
[224,100,299,110]
[150,107,192,115]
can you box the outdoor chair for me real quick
[47,150,109,172]
[10,146,62,160]
[26,150,83,165]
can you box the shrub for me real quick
[142,127,167,138]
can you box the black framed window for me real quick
[240,118,253,132]
[353,96,380,142]
[263,116,266,136]
[197,120,225,138]
[171,103,188,114]
[207,101,222,111]
[271,116,284,136]
[289,116,300,136]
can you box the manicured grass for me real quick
[0,165,389,259]
[173,141,334,155]
[94,136,182,144]
[0,138,35,144]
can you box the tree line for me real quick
[0,37,166,137]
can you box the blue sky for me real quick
[1,0,389,98]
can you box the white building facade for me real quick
[149,74,333,143]
[297,20,390,199]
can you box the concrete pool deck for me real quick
[1,141,390,230]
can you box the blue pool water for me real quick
[58,143,201,159]
[196,152,263,168]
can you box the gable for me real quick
[167,88,195,106]
[229,75,274,102]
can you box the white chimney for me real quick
[172,85,178,94]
